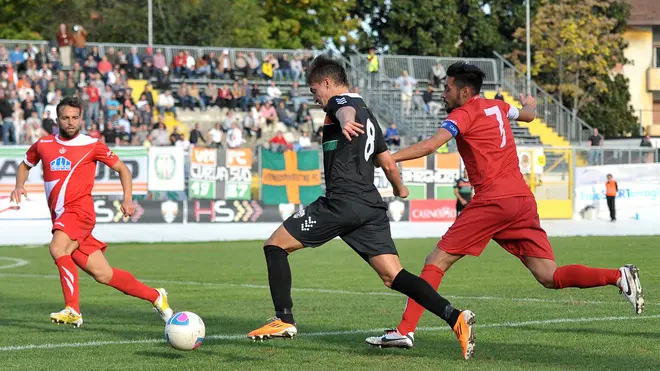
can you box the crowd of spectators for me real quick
[0,24,320,151]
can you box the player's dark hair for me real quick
[56,96,84,117]
[306,54,349,87]
[446,61,486,95]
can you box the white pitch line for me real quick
[0,257,30,270]
[1,314,659,352]
[0,272,654,307]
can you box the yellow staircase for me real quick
[128,79,188,138]
[483,91,569,147]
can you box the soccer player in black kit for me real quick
[248,55,476,360]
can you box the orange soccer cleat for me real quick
[248,318,297,341]
[452,310,476,360]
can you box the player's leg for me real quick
[496,197,644,313]
[48,230,83,327]
[393,201,498,338]
[248,197,343,340]
[343,210,475,359]
[72,235,173,322]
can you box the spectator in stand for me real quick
[24,111,46,144]
[218,50,234,80]
[640,133,654,163]
[156,67,171,91]
[260,101,277,129]
[234,51,249,77]
[178,82,193,110]
[185,51,196,79]
[218,84,233,110]
[232,81,246,111]
[169,126,182,145]
[173,51,187,79]
[209,122,223,148]
[35,45,48,70]
[275,54,292,81]
[189,82,205,111]
[89,46,101,61]
[289,81,309,112]
[97,56,112,81]
[106,47,120,66]
[367,47,379,87]
[423,85,442,115]
[103,121,119,146]
[150,122,169,146]
[195,55,210,78]
[56,24,72,69]
[72,25,88,63]
[429,61,446,89]
[206,52,218,78]
[157,90,176,118]
[175,130,191,153]
[222,110,236,132]
[291,54,304,82]
[240,78,252,108]
[494,87,505,101]
[385,122,400,146]
[269,130,288,152]
[83,55,99,76]
[85,83,101,126]
[395,70,417,115]
[87,122,102,139]
[298,130,312,150]
[127,47,142,79]
[105,93,121,120]
[227,122,243,148]
[47,47,61,71]
[296,102,313,130]
[276,101,297,130]
[42,110,55,134]
[243,108,262,140]
[0,90,15,144]
[251,83,262,103]
[412,89,426,112]
[135,124,149,145]
[203,82,217,108]
[153,48,167,76]
[261,54,278,80]
[267,80,282,105]
[142,83,155,107]
[605,174,618,222]
[588,128,604,165]
[247,52,260,77]
[189,123,206,147]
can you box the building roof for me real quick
[625,0,660,26]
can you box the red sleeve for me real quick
[93,142,120,168]
[443,108,472,136]
[24,141,41,168]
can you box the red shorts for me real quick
[52,211,106,256]
[438,196,554,262]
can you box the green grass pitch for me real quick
[0,237,658,370]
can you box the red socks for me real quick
[553,265,621,289]
[397,264,445,335]
[107,268,159,303]
[54,255,80,313]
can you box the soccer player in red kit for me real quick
[9,96,173,327]
[365,62,644,356]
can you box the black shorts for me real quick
[283,196,397,261]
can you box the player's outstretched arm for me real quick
[517,93,537,122]
[375,151,409,199]
[111,160,136,217]
[391,128,454,163]
[10,162,31,204]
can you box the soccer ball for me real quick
[164,311,205,351]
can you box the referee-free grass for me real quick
[0,236,658,370]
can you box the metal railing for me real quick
[575,147,658,167]
[493,51,594,144]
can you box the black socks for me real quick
[391,269,461,328]
[264,245,295,324]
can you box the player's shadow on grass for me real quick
[134,350,185,359]
[518,325,660,340]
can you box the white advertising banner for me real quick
[574,164,660,221]
[148,147,186,191]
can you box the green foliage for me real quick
[581,74,639,136]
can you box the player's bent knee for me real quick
[91,268,113,284]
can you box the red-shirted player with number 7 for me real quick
[364,62,644,356]
[9,96,173,327]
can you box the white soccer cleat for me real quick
[365,329,414,349]
[50,306,83,328]
[153,288,174,322]
[618,265,644,314]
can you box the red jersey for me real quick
[24,134,120,223]
[440,96,532,201]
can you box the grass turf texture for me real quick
[0,237,658,370]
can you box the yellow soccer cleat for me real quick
[153,288,174,323]
[452,310,476,360]
[248,318,297,341]
[50,306,83,328]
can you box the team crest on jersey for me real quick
[50,156,71,171]
[58,148,66,154]
[335,97,347,105]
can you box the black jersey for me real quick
[322,93,389,209]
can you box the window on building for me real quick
[656,47,660,68]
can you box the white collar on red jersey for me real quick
[55,134,98,146]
